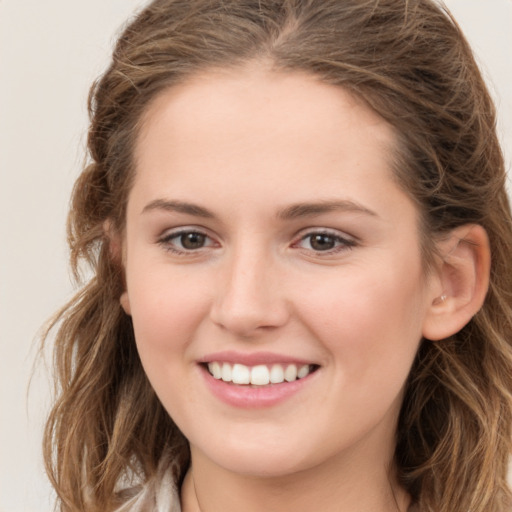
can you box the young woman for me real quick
[43,1,512,511]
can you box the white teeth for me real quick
[232,364,250,385]
[284,364,298,382]
[221,362,232,382]
[269,364,285,384]
[208,362,222,379]
[251,365,270,386]
[297,364,310,379]
[207,362,314,385]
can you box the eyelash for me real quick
[158,229,217,255]
[157,228,356,256]
[292,229,356,255]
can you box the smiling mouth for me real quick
[205,362,319,386]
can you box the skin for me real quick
[120,65,447,512]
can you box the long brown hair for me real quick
[43,1,512,511]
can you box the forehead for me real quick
[135,64,397,168]
[130,66,410,225]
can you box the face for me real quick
[121,66,439,478]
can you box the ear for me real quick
[103,220,132,316]
[120,290,132,316]
[422,224,490,341]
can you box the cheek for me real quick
[126,265,212,357]
[126,268,214,416]
[297,263,426,382]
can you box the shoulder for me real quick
[114,457,183,512]
[114,479,181,512]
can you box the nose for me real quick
[209,246,290,338]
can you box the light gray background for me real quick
[1,1,511,511]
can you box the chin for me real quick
[217,454,310,479]
[191,435,319,479]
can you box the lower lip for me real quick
[200,366,317,409]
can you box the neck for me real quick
[180,448,410,512]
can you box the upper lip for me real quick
[197,351,317,366]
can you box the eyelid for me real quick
[291,227,357,253]
[157,226,220,254]
[156,225,356,256]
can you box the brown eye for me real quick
[309,234,336,251]
[180,232,207,250]
[159,229,216,254]
[294,230,356,254]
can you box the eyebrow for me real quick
[141,198,377,220]
[277,200,378,220]
[142,199,215,218]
